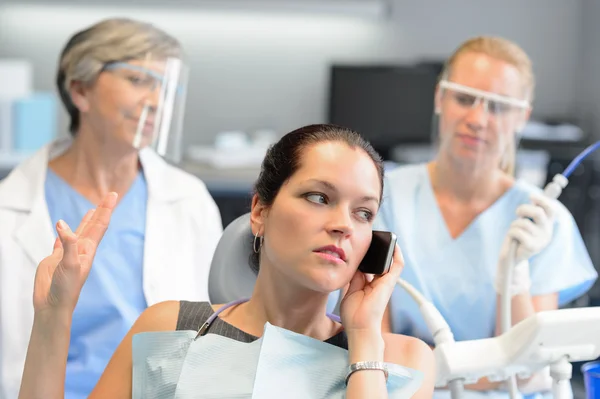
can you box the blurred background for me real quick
[0,0,599,395]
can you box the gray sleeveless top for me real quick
[176,301,349,348]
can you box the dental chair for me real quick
[208,212,342,314]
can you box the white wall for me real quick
[580,0,600,134]
[0,0,585,146]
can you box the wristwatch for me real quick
[345,361,389,385]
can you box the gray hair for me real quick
[56,18,183,134]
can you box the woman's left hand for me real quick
[340,244,404,333]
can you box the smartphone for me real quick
[358,230,397,275]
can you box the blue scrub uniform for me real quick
[375,163,598,399]
[45,169,148,399]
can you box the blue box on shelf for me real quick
[12,92,57,152]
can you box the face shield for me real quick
[103,57,189,163]
[433,79,530,172]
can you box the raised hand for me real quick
[340,244,404,333]
[33,193,118,313]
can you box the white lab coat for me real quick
[0,138,224,399]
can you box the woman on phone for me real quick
[19,124,436,398]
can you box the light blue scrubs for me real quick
[45,169,148,399]
[375,163,598,399]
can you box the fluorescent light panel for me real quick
[0,3,383,42]
[0,0,388,19]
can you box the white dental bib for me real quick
[132,299,424,398]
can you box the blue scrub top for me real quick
[45,169,148,399]
[375,164,598,399]
[376,163,597,341]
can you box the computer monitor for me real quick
[328,65,439,159]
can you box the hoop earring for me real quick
[253,232,263,254]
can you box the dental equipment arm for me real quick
[498,174,567,399]
[499,140,600,335]
[396,279,454,347]
[434,307,600,388]
[396,278,600,399]
[498,140,600,398]
[498,173,568,337]
[395,278,600,399]
[396,278,466,397]
[500,140,600,334]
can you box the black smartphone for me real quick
[358,230,397,275]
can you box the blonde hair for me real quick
[441,36,534,175]
[56,18,183,134]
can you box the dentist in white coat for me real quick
[0,18,223,399]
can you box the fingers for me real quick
[510,218,537,236]
[530,194,555,219]
[74,209,95,237]
[345,271,366,297]
[516,203,546,226]
[515,194,555,227]
[56,220,79,272]
[507,223,536,252]
[389,244,405,280]
[47,237,64,264]
[53,236,62,251]
[80,192,118,248]
[508,226,531,247]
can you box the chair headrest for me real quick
[208,212,342,314]
[208,213,257,304]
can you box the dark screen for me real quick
[328,66,438,157]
